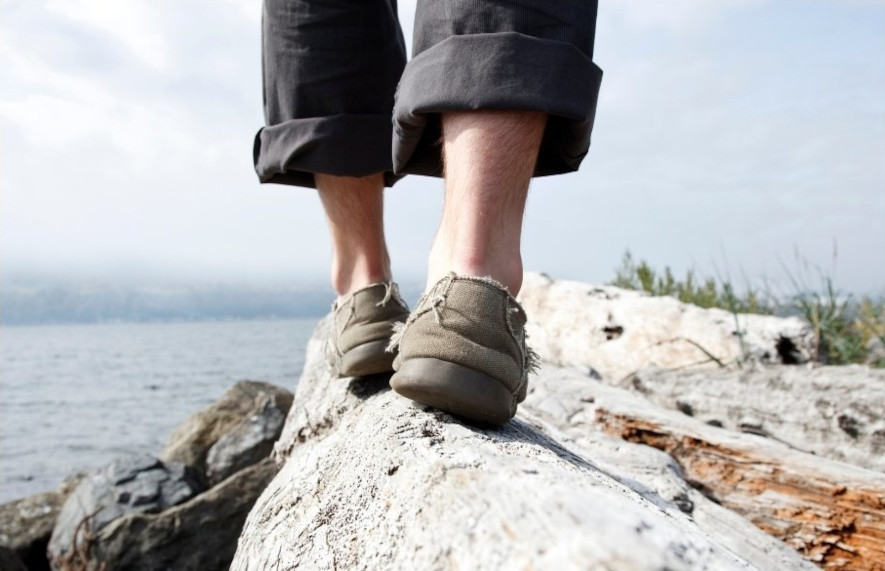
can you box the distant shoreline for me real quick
[0,280,425,327]
[0,315,327,328]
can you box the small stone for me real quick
[205,395,288,485]
[47,455,203,565]
[161,381,293,483]
[671,493,695,515]
[0,476,81,571]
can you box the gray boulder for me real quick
[0,475,81,571]
[85,459,277,571]
[47,455,202,569]
[161,381,293,482]
[205,393,288,485]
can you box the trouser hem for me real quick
[392,32,603,178]
[254,114,401,189]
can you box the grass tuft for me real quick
[608,250,884,367]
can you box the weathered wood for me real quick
[587,383,885,570]
[521,366,821,570]
[515,274,885,569]
[612,365,885,473]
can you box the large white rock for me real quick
[232,319,815,570]
[233,275,884,570]
[517,272,816,380]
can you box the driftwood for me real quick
[613,366,885,473]
[519,365,885,570]
[596,403,884,569]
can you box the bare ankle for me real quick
[450,259,522,295]
[425,110,543,297]
[315,172,392,298]
[332,254,392,298]
[427,238,523,295]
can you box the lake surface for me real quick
[0,318,319,502]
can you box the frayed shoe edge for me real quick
[386,320,408,354]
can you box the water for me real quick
[0,318,319,503]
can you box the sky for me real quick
[1,0,883,294]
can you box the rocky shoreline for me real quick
[2,273,883,570]
[1,381,293,571]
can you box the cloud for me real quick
[599,0,758,35]
[44,0,170,71]
[0,0,882,293]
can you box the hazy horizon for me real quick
[2,252,880,326]
[2,0,883,296]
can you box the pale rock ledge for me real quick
[232,275,884,571]
[232,324,840,570]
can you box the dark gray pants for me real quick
[255,0,602,188]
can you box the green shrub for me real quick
[610,251,773,314]
[608,250,884,367]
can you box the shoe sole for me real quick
[337,339,395,377]
[516,378,528,403]
[390,357,517,426]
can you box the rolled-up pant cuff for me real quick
[254,114,402,189]
[393,32,603,178]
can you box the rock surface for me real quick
[206,392,288,485]
[518,272,816,380]
[521,366,885,569]
[161,380,293,482]
[84,459,277,571]
[34,380,294,571]
[232,318,852,570]
[48,455,203,569]
[0,476,80,571]
[9,274,882,570]
[614,365,885,472]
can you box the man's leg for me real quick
[387,0,602,424]
[427,111,547,296]
[315,172,407,378]
[255,0,410,376]
[255,0,406,189]
[315,173,391,298]
[387,110,547,424]
[392,1,602,181]
[256,0,406,296]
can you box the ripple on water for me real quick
[0,318,317,502]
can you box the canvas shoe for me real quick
[326,281,410,378]
[387,272,538,426]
